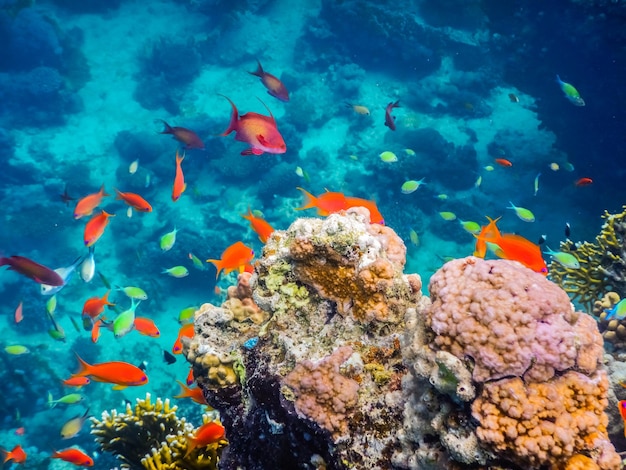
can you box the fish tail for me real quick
[217,95,238,136]
[72,353,93,377]
[295,187,317,210]
[176,151,185,165]
[248,59,264,78]
[206,259,223,279]
[48,392,56,408]
[159,120,173,134]
[99,184,110,198]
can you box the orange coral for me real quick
[223,272,267,325]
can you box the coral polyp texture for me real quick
[184,211,621,469]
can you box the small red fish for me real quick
[575,177,593,186]
[1,444,27,464]
[14,301,23,323]
[160,120,204,149]
[172,323,195,355]
[114,189,152,212]
[207,241,255,279]
[186,366,195,385]
[174,380,208,405]
[241,208,274,243]
[219,95,286,156]
[73,185,108,219]
[82,291,115,323]
[0,255,64,286]
[84,210,115,247]
[384,100,400,131]
[14,427,25,436]
[51,448,94,467]
[133,317,160,338]
[619,400,626,437]
[184,422,226,457]
[61,376,91,388]
[249,59,289,102]
[172,150,186,202]
[494,158,513,167]
[91,319,102,343]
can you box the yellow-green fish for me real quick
[48,392,84,408]
[534,173,541,196]
[474,175,482,188]
[162,266,189,278]
[401,178,426,194]
[61,408,90,439]
[543,247,580,269]
[117,286,148,300]
[439,211,457,221]
[188,253,206,271]
[459,220,481,234]
[404,148,415,156]
[434,193,448,200]
[409,228,419,246]
[178,306,198,324]
[46,295,57,315]
[556,75,585,106]
[113,299,140,338]
[483,165,494,171]
[507,201,535,222]
[295,166,311,183]
[4,345,29,355]
[160,227,179,252]
[379,151,398,163]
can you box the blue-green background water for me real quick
[0,0,625,466]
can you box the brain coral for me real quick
[428,257,603,383]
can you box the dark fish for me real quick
[163,350,176,365]
[159,120,204,150]
[98,272,111,289]
[248,59,289,102]
[384,100,400,131]
[137,361,148,371]
[537,234,546,245]
[60,185,75,206]
[565,222,571,238]
[0,256,64,286]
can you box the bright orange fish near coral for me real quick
[473,216,501,258]
[51,448,93,467]
[73,185,108,219]
[241,208,274,243]
[296,188,347,215]
[207,241,255,279]
[184,422,226,457]
[1,444,26,464]
[219,95,286,155]
[114,189,152,212]
[618,400,626,437]
[344,196,385,225]
[174,380,209,405]
[172,150,186,202]
[71,353,148,389]
[133,317,160,337]
[84,210,115,247]
[159,120,204,149]
[172,322,195,354]
[81,290,115,327]
[248,59,289,102]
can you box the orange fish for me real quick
[618,400,626,437]
[473,216,502,258]
[184,422,226,457]
[172,323,195,354]
[73,185,108,219]
[248,59,289,102]
[82,291,115,323]
[114,189,152,212]
[71,353,148,388]
[241,208,274,243]
[475,228,548,275]
[344,196,385,225]
[1,444,27,464]
[494,158,513,167]
[207,241,255,279]
[62,376,91,388]
[172,150,186,202]
[51,448,93,467]
[174,380,208,405]
[84,210,115,247]
[91,319,102,343]
[384,100,400,131]
[14,427,25,436]
[219,95,286,156]
[14,300,23,324]
[159,120,204,149]
[575,177,593,186]
[296,188,347,216]
[186,366,195,385]
[133,317,160,338]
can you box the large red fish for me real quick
[248,60,289,102]
[160,120,204,149]
[0,255,64,285]
[219,95,286,156]
[72,353,148,388]
[172,150,186,202]
[84,210,115,247]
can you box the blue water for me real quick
[0,0,625,466]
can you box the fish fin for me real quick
[217,95,238,136]
[111,384,127,391]
[159,120,173,134]
[248,59,264,78]
[241,148,263,156]
[72,353,92,377]
[295,187,317,210]
[255,97,275,121]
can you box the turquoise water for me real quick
[0,0,624,467]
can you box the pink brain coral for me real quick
[427,257,603,383]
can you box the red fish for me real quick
[159,120,204,149]
[73,185,108,219]
[575,177,593,186]
[296,188,347,216]
[72,353,148,388]
[172,150,186,202]
[618,400,626,436]
[51,448,94,467]
[1,444,27,464]
[62,376,91,387]
[114,189,152,212]
[186,366,195,385]
[241,207,274,243]
[82,291,115,323]
[384,100,400,130]
[174,380,208,405]
[14,300,23,323]
[0,255,64,286]
[91,319,102,343]
[14,427,25,436]
[133,317,160,337]
[248,59,289,102]
[206,241,255,279]
[494,158,512,167]
[172,323,195,354]
[475,228,547,275]
[84,210,115,247]
[184,422,226,457]
[219,95,286,156]
[344,196,385,225]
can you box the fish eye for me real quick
[541,267,548,273]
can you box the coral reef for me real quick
[91,393,225,469]
[549,205,626,310]
[594,292,626,348]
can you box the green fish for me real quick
[162,266,189,278]
[4,345,30,355]
[160,227,179,252]
[178,306,198,324]
[113,299,140,338]
[507,201,535,223]
[439,211,457,221]
[401,178,426,194]
[459,220,481,235]
[543,247,580,269]
[188,252,206,271]
[605,299,626,321]
[48,392,84,408]
[379,151,398,163]
[556,75,585,106]
[46,295,57,315]
[118,286,148,300]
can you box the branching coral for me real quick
[91,393,225,469]
[549,205,626,310]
